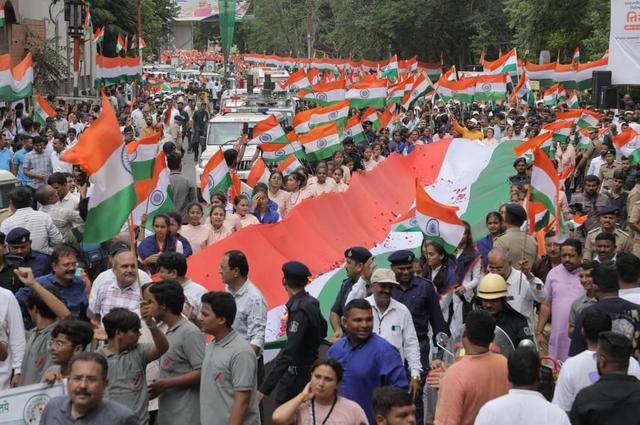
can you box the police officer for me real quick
[4,227,52,283]
[476,273,533,348]
[259,261,327,405]
[583,206,632,260]
[509,157,530,186]
[329,246,372,341]
[494,203,538,267]
[571,175,612,241]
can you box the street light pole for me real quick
[64,0,84,97]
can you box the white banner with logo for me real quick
[0,383,65,424]
[609,0,640,84]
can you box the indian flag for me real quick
[554,63,576,89]
[483,48,518,75]
[576,57,608,90]
[567,90,580,108]
[543,121,573,143]
[386,78,412,105]
[126,131,162,202]
[381,55,399,81]
[346,79,388,109]
[511,72,531,102]
[576,110,602,129]
[277,154,303,175]
[250,114,288,144]
[542,84,559,106]
[360,107,380,131]
[399,56,418,74]
[247,158,271,187]
[261,142,298,164]
[572,47,580,64]
[296,80,346,106]
[132,153,175,229]
[436,77,475,103]
[61,95,136,243]
[344,116,366,143]
[0,53,33,101]
[474,73,508,102]
[309,100,349,129]
[299,122,342,161]
[0,4,5,28]
[392,207,420,232]
[83,5,92,40]
[34,95,57,126]
[524,61,556,90]
[95,54,141,88]
[556,109,583,124]
[293,108,314,134]
[284,69,311,92]
[402,73,434,109]
[416,179,465,254]
[200,148,232,203]
[419,61,442,81]
[92,26,105,44]
[116,34,125,53]
[613,127,640,165]
[514,131,553,157]
[529,147,560,228]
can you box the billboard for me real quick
[174,0,251,22]
[609,0,640,84]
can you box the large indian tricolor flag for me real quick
[95,54,142,88]
[524,61,556,90]
[576,57,608,90]
[299,122,342,161]
[0,53,33,101]
[483,48,518,75]
[250,114,288,144]
[415,180,465,254]
[613,127,640,165]
[200,149,232,203]
[34,95,57,126]
[436,77,476,103]
[346,78,388,109]
[61,95,137,243]
[474,74,508,102]
[186,138,519,348]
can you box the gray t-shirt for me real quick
[21,322,56,386]
[569,294,598,326]
[99,343,153,425]
[40,395,140,424]
[158,317,205,425]
[200,330,260,425]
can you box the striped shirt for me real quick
[0,208,63,254]
[90,279,141,319]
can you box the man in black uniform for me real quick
[509,157,530,187]
[329,246,372,341]
[5,227,52,281]
[476,273,533,348]
[259,261,327,405]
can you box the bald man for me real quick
[36,185,83,244]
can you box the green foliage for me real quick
[240,0,610,64]
[88,0,178,59]
[25,29,69,94]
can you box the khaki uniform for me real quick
[579,138,602,174]
[570,192,612,241]
[493,227,538,267]
[598,162,619,192]
[629,200,640,257]
[627,185,640,230]
[582,227,632,260]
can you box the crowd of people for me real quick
[0,64,638,425]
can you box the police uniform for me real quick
[493,204,538,267]
[492,305,534,348]
[597,150,618,191]
[260,261,328,405]
[330,247,372,326]
[509,158,530,186]
[626,173,640,230]
[3,228,52,292]
[629,200,640,257]
[570,191,612,240]
[583,228,632,260]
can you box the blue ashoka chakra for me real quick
[316,93,328,101]
[409,217,418,227]
[275,149,285,156]
[290,84,298,91]
[360,89,370,98]
[120,146,133,175]
[425,218,440,236]
[259,133,272,143]
[480,83,492,92]
[317,138,328,148]
[149,189,165,207]
[207,175,215,189]
[346,128,353,136]
[328,111,338,120]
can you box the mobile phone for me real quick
[242,122,249,136]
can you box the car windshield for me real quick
[206,123,243,146]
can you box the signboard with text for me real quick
[0,383,65,425]
[609,0,640,84]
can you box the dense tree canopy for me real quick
[238,0,610,64]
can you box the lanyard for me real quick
[311,396,337,425]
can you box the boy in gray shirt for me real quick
[99,308,169,425]
[198,291,260,425]
[143,280,205,425]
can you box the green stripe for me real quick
[348,98,386,109]
[530,186,557,218]
[306,143,342,161]
[95,74,141,89]
[144,186,176,231]
[629,148,640,166]
[208,174,232,199]
[85,186,137,243]
[0,83,32,102]
[131,159,155,181]
[460,140,518,239]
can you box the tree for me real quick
[25,29,69,95]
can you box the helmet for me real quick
[477,273,508,300]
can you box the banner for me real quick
[174,0,250,22]
[0,383,65,424]
[609,0,640,84]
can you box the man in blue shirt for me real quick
[328,298,408,425]
[16,245,87,320]
[11,134,33,186]
[0,132,13,171]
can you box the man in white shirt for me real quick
[0,285,25,389]
[36,185,83,244]
[552,309,640,411]
[1,187,63,255]
[475,347,570,425]
[617,253,640,304]
[47,172,79,210]
[487,247,547,331]
[49,134,73,174]
[157,252,208,320]
[365,268,422,393]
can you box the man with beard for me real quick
[571,175,612,242]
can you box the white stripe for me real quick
[132,168,170,224]
[89,145,134,208]
[310,109,348,125]
[303,133,341,153]
[346,86,387,100]
[532,165,558,205]
[415,210,465,248]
